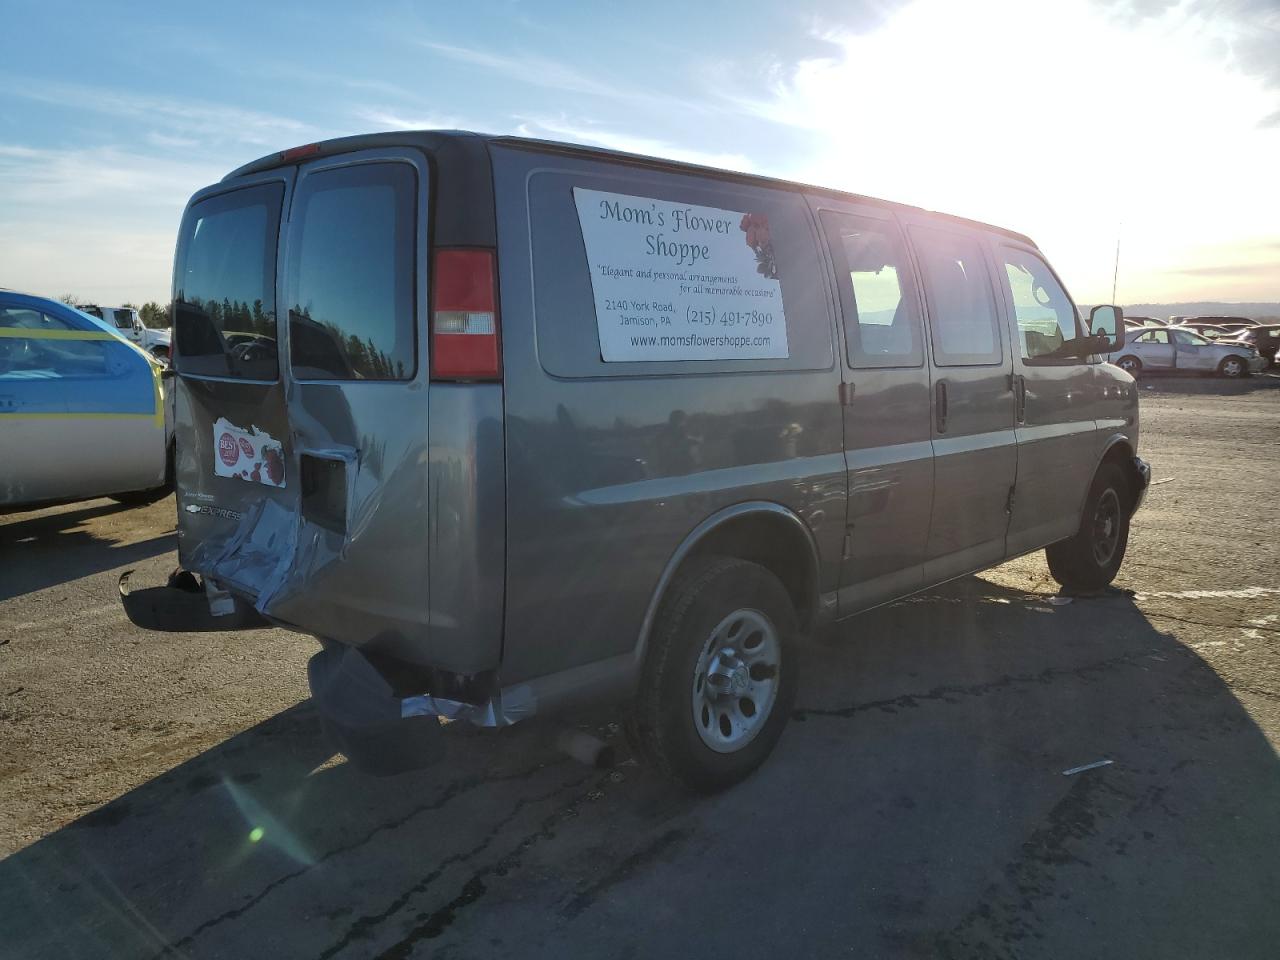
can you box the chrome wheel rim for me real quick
[1091,488,1122,567]
[1119,357,1138,373]
[1223,358,1243,377]
[691,609,780,754]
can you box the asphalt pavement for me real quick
[2,374,1278,959]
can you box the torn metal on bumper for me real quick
[1132,456,1152,512]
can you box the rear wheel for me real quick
[1116,355,1142,376]
[1046,463,1131,592]
[626,556,797,792]
[1218,355,1247,378]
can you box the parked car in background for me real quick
[1112,326,1264,378]
[1175,322,1249,343]
[78,304,172,362]
[125,130,1150,791]
[1125,315,1164,326]
[1183,315,1257,331]
[1230,324,1280,366]
[0,291,172,509]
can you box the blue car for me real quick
[0,291,172,509]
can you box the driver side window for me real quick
[1000,247,1084,362]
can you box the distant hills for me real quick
[1119,302,1280,320]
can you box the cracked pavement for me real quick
[2,374,1279,958]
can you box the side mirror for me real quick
[1089,304,1125,352]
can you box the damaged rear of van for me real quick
[150,130,1147,791]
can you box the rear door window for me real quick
[909,226,1003,366]
[174,182,284,380]
[286,162,416,381]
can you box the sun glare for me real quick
[767,0,1280,302]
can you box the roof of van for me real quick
[224,129,1038,248]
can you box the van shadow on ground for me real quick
[2,575,1278,959]
[0,500,176,602]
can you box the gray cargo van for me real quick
[149,131,1148,791]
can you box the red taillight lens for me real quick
[432,248,501,380]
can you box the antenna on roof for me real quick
[1111,223,1122,304]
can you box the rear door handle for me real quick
[1013,374,1026,423]
[935,380,948,433]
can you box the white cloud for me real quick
[0,144,222,207]
[421,41,721,116]
[352,108,463,132]
[4,79,315,148]
[725,0,1280,302]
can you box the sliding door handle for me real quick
[1014,373,1026,422]
[935,380,948,433]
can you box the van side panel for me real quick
[490,145,845,687]
[425,383,506,674]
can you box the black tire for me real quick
[626,556,798,793]
[1217,355,1248,379]
[1046,462,1131,592]
[1115,355,1142,376]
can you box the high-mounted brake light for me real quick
[280,143,322,163]
[432,248,501,380]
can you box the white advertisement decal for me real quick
[212,417,286,488]
[572,188,789,362]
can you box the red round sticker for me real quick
[238,437,254,458]
[218,432,239,467]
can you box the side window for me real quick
[288,162,416,381]
[821,212,922,368]
[999,247,1084,363]
[909,226,1002,366]
[0,307,74,331]
[175,181,284,380]
[1137,330,1168,344]
[0,336,114,381]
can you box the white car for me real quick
[1,292,172,509]
[1111,326,1265,378]
[78,304,172,363]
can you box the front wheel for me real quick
[1218,355,1247,378]
[1046,463,1131,592]
[1116,355,1142,376]
[626,556,797,793]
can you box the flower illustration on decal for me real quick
[739,212,777,279]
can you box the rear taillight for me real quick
[432,248,501,380]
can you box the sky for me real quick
[1,0,1277,307]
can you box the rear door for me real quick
[814,202,934,613]
[174,150,434,656]
[901,217,1017,581]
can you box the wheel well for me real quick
[680,512,817,629]
[1099,441,1140,512]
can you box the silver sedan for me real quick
[1111,327,1265,378]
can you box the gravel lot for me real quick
[2,375,1279,959]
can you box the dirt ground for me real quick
[2,374,1278,959]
